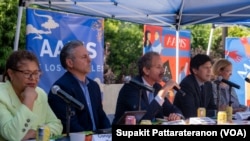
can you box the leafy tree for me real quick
[104,19,143,83]
[0,0,26,73]
[183,24,250,58]
[228,26,250,37]
[183,24,223,51]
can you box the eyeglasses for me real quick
[11,68,42,79]
[152,65,164,70]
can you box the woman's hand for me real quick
[21,129,36,141]
[233,107,247,114]
[22,87,38,111]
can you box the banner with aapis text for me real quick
[26,8,104,93]
[143,25,191,83]
[143,25,191,102]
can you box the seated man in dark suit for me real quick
[48,40,111,133]
[173,54,217,119]
[112,51,184,124]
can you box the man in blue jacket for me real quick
[48,40,111,133]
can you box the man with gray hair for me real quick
[113,51,183,124]
[48,40,111,133]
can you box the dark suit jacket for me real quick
[112,76,183,124]
[173,74,216,119]
[48,71,111,133]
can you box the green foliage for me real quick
[104,19,143,83]
[183,24,250,58]
[228,26,250,37]
[0,0,26,73]
[183,24,215,50]
[183,24,217,50]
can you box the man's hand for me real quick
[165,113,182,121]
[157,79,180,99]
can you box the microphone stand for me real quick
[66,103,75,138]
[138,89,142,111]
[228,86,233,106]
[227,86,233,122]
[216,81,220,112]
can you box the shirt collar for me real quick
[194,76,204,87]
[142,77,153,87]
[73,75,89,85]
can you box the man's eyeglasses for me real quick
[152,65,164,70]
[11,68,42,79]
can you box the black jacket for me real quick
[174,74,216,119]
[113,75,183,124]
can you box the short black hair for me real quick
[190,54,212,74]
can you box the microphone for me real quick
[51,85,84,110]
[124,76,155,92]
[245,77,250,83]
[162,76,186,96]
[218,76,240,89]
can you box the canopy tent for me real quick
[16,0,250,82]
[24,0,250,28]
[215,21,250,28]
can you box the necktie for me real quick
[200,85,204,106]
[148,92,154,103]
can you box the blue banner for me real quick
[225,37,250,106]
[26,8,104,93]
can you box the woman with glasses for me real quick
[0,50,63,141]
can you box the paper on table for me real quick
[161,120,186,125]
[92,134,112,141]
[188,117,216,125]
[234,111,250,120]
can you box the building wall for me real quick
[102,84,123,114]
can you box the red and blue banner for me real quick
[225,37,250,106]
[143,25,191,102]
[26,8,104,93]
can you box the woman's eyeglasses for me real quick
[11,68,42,79]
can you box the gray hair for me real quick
[60,40,84,69]
[138,51,160,76]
